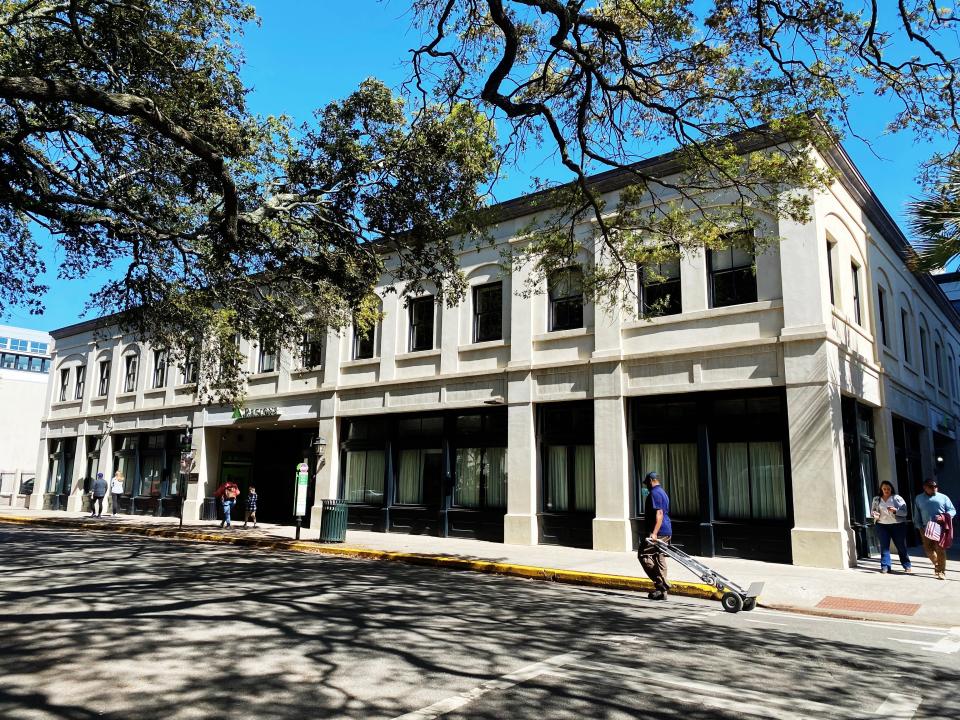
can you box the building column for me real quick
[310,415,340,529]
[785,341,854,568]
[504,372,537,544]
[183,425,214,521]
[592,363,632,551]
[28,436,46,510]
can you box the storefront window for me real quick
[344,450,385,504]
[544,445,594,512]
[638,443,698,516]
[716,441,786,520]
[396,448,442,504]
[454,446,507,509]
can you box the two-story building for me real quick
[35,137,960,569]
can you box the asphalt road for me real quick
[0,525,957,720]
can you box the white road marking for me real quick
[887,627,960,654]
[743,618,791,627]
[391,651,583,720]
[875,693,922,719]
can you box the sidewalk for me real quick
[2,507,958,627]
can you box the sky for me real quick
[8,0,957,333]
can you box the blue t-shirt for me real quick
[644,485,672,537]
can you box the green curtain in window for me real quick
[486,447,507,508]
[141,455,164,496]
[397,449,423,504]
[669,443,699,516]
[717,442,750,519]
[546,445,568,511]
[639,444,668,484]
[345,451,366,503]
[574,445,595,512]
[749,442,786,520]
[119,456,136,495]
[363,450,385,504]
[454,447,482,508]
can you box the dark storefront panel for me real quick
[249,429,318,527]
[339,408,507,541]
[893,416,924,547]
[538,401,595,549]
[841,397,877,559]
[110,431,183,516]
[630,389,793,563]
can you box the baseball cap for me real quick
[924,478,938,487]
[96,472,104,479]
[644,471,659,482]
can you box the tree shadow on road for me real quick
[0,526,954,720]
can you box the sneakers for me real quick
[880,567,890,574]
[647,590,667,600]
[904,567,913,574]
[936,571,946,580]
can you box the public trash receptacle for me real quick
[203,497,217,521]
[319,499,348,542]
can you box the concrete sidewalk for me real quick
[2,507,958,627]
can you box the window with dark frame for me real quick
[301,331,324,368]
[97,360,110,396]
[826,241,836,305]
[935,341,944,386]
[182,346,198,384]
[258,343,276,373]
[920,326,930,375]
[851,263,862,325]
[74,365,85,400]
[640,255,681,316]
[123,354,138,393]
[409,295,435,352]
[901,309,912,363]
[708,239,757,308]
[353,322,375,360]
[877,286,888,346]
[548,267,584,331]
[152,350,167,388]
[473,282,503,342]
[58,368,69,401]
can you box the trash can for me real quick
[203,497,217,521]
[318,499,348,542]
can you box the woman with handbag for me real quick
[871,481,912,574]
[215,480,240,529]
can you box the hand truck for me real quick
[649,538,764,613]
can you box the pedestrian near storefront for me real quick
[110,471,124,516]
[871,481,912,574]
[242,485,258,529]
[913,479,956,580]
[638,471,672,600]
[90,472,107,518]
[215,480,240,529]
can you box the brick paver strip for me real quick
[816,596,920,616]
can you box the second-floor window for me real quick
[302,332,324,368]
[123,354,138,393]
[182,346,198,384]
[153,350,167,388]
[851,263,862,325]
[409,296,435,352]
[826,240,836,305]
[877,286,888,346]
[353,323,375,360]
[548,267,584,331]
[473,282,502,342]
[920,327,930,376]
[258,344,277,373]
[709,244,757,308]
[58,368,69,401]
[641,256,681,317]
[935,341,944,387]
[97,361,110,396]
[74,365,85,400]
[901,309,912,364]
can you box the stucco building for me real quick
[35,138,960,569]
[1,324,53,507]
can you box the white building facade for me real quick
[1,324,53,507]
[35,141,960,569]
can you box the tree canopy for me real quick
[0,0,496,401]
[409,1,960,295]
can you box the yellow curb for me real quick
[0,515,721,601]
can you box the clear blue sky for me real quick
[9,0,955,332]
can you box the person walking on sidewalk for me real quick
[638,471,672,600]
[913,479,956,580]
[242,485,258,529]
[215,480,240,529]
[871,481,912,574]
[110,471,124,516]
[90,472,107,518]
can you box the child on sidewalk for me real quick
[243,485,258,529]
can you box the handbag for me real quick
[924,519,942,542]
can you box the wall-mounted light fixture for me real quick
[313,435,328,466]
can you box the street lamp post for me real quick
[178,426,193,528]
